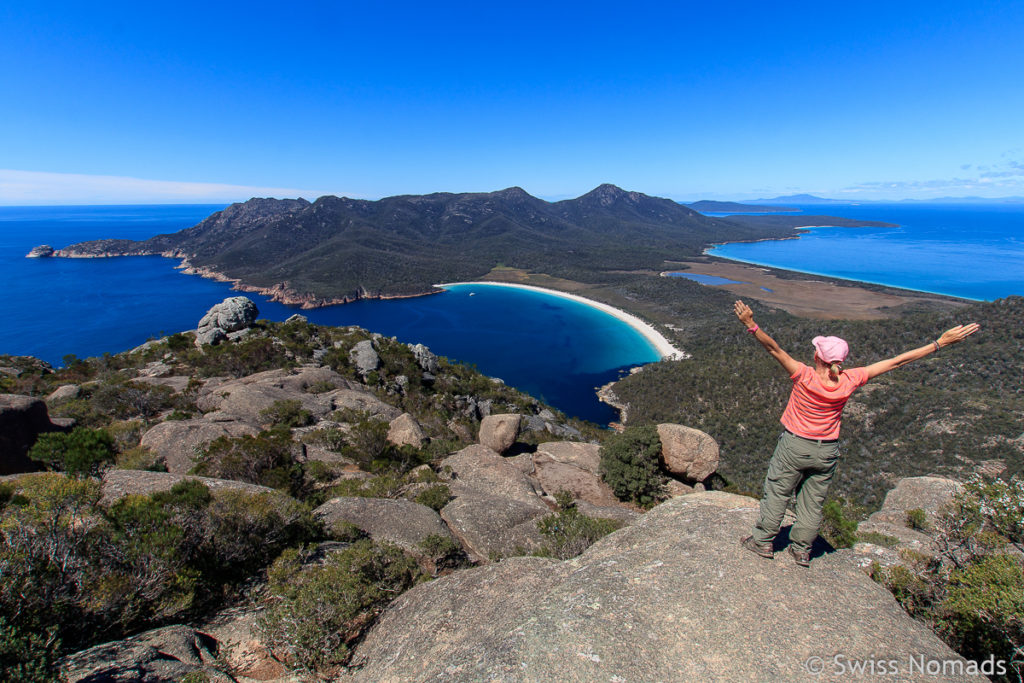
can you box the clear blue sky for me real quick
[2,1,1023,203]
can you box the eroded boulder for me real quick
[439,492,548,562]
[387,412,427,448]
[657,423,720,482]
[195,296,258,347]
[478,413,520,454]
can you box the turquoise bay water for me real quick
[0,205,658,423]
[708,203,1024,301]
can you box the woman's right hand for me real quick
[734,300,755,327]
[938,323,981,347]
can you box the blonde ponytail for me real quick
[828,362,841,381]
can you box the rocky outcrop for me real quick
[195,367,397,424]
[657,422,720,482]
[348,492,983,682]
[139,418,260,473]
[60,625,229,683]
[25,244,55,258]
[314,496,454,553]
[439,445,550,561]
[0,394,72,475]
[856,476,964,557]
[387,412,427,448]
[349,339,380,377]
[46,384,81,401]
[409,342,439,374]
[477,413,521,454]
[100,469,276,504]
[195,296,259,347]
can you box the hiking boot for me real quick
[789,546,811,567]
[741,536,773,559]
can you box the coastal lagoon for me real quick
[707,203,1024,301]
[1,205,660,423]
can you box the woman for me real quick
[733,299,980,567]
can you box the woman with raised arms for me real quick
[734,299,980,567]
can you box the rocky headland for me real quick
[42,185,892,309]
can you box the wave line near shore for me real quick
[435,281,687,361]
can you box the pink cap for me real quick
[812,335,849,363]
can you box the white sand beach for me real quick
[435,281,687,360]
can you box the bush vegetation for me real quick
[535,491,624,560]
[28,427,116,477]
[599,425,666,508]
[0,476,320,665]
[257,539,422,675]
[871,477,1024,681]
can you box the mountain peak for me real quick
[494,186,535,200]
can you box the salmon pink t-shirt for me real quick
[780,363,870,440]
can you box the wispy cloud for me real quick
[0,169,339,205]
[839,158,1024,198]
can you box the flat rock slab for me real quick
[531,456,621,508]
[101,469,276,504]
[61,624,230,683]
[534,441,602,475]
[440,492,549,562]
[140,418,259,473]
[314,496,454,553]
[195,367,371,424]
[349,491,983,682]
[442,444,541,503]
[865,476,963,528]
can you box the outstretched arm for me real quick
[734,300,802,376]
[864,323,981,379]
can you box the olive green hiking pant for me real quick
[751,430,840,553]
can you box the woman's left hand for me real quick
[734,300,754,327]
[938,323,981,347]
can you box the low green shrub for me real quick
[417,533,469,574]
[258,539,421,674]
[259,399,313,428]
[599,425,665,508]
[414,484,451,511]
[28,427,116,477]
[0,616,60,683]
[535,491,624,559]
[820,497,864,549]
[191,429,304,495]
[906,507,929,531]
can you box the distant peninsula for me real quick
[51,184,894,308]
[685,200,797,213]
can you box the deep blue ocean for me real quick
[707,203,1024,301]
[0,205,659,424]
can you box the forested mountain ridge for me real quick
[56,185,809,303]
